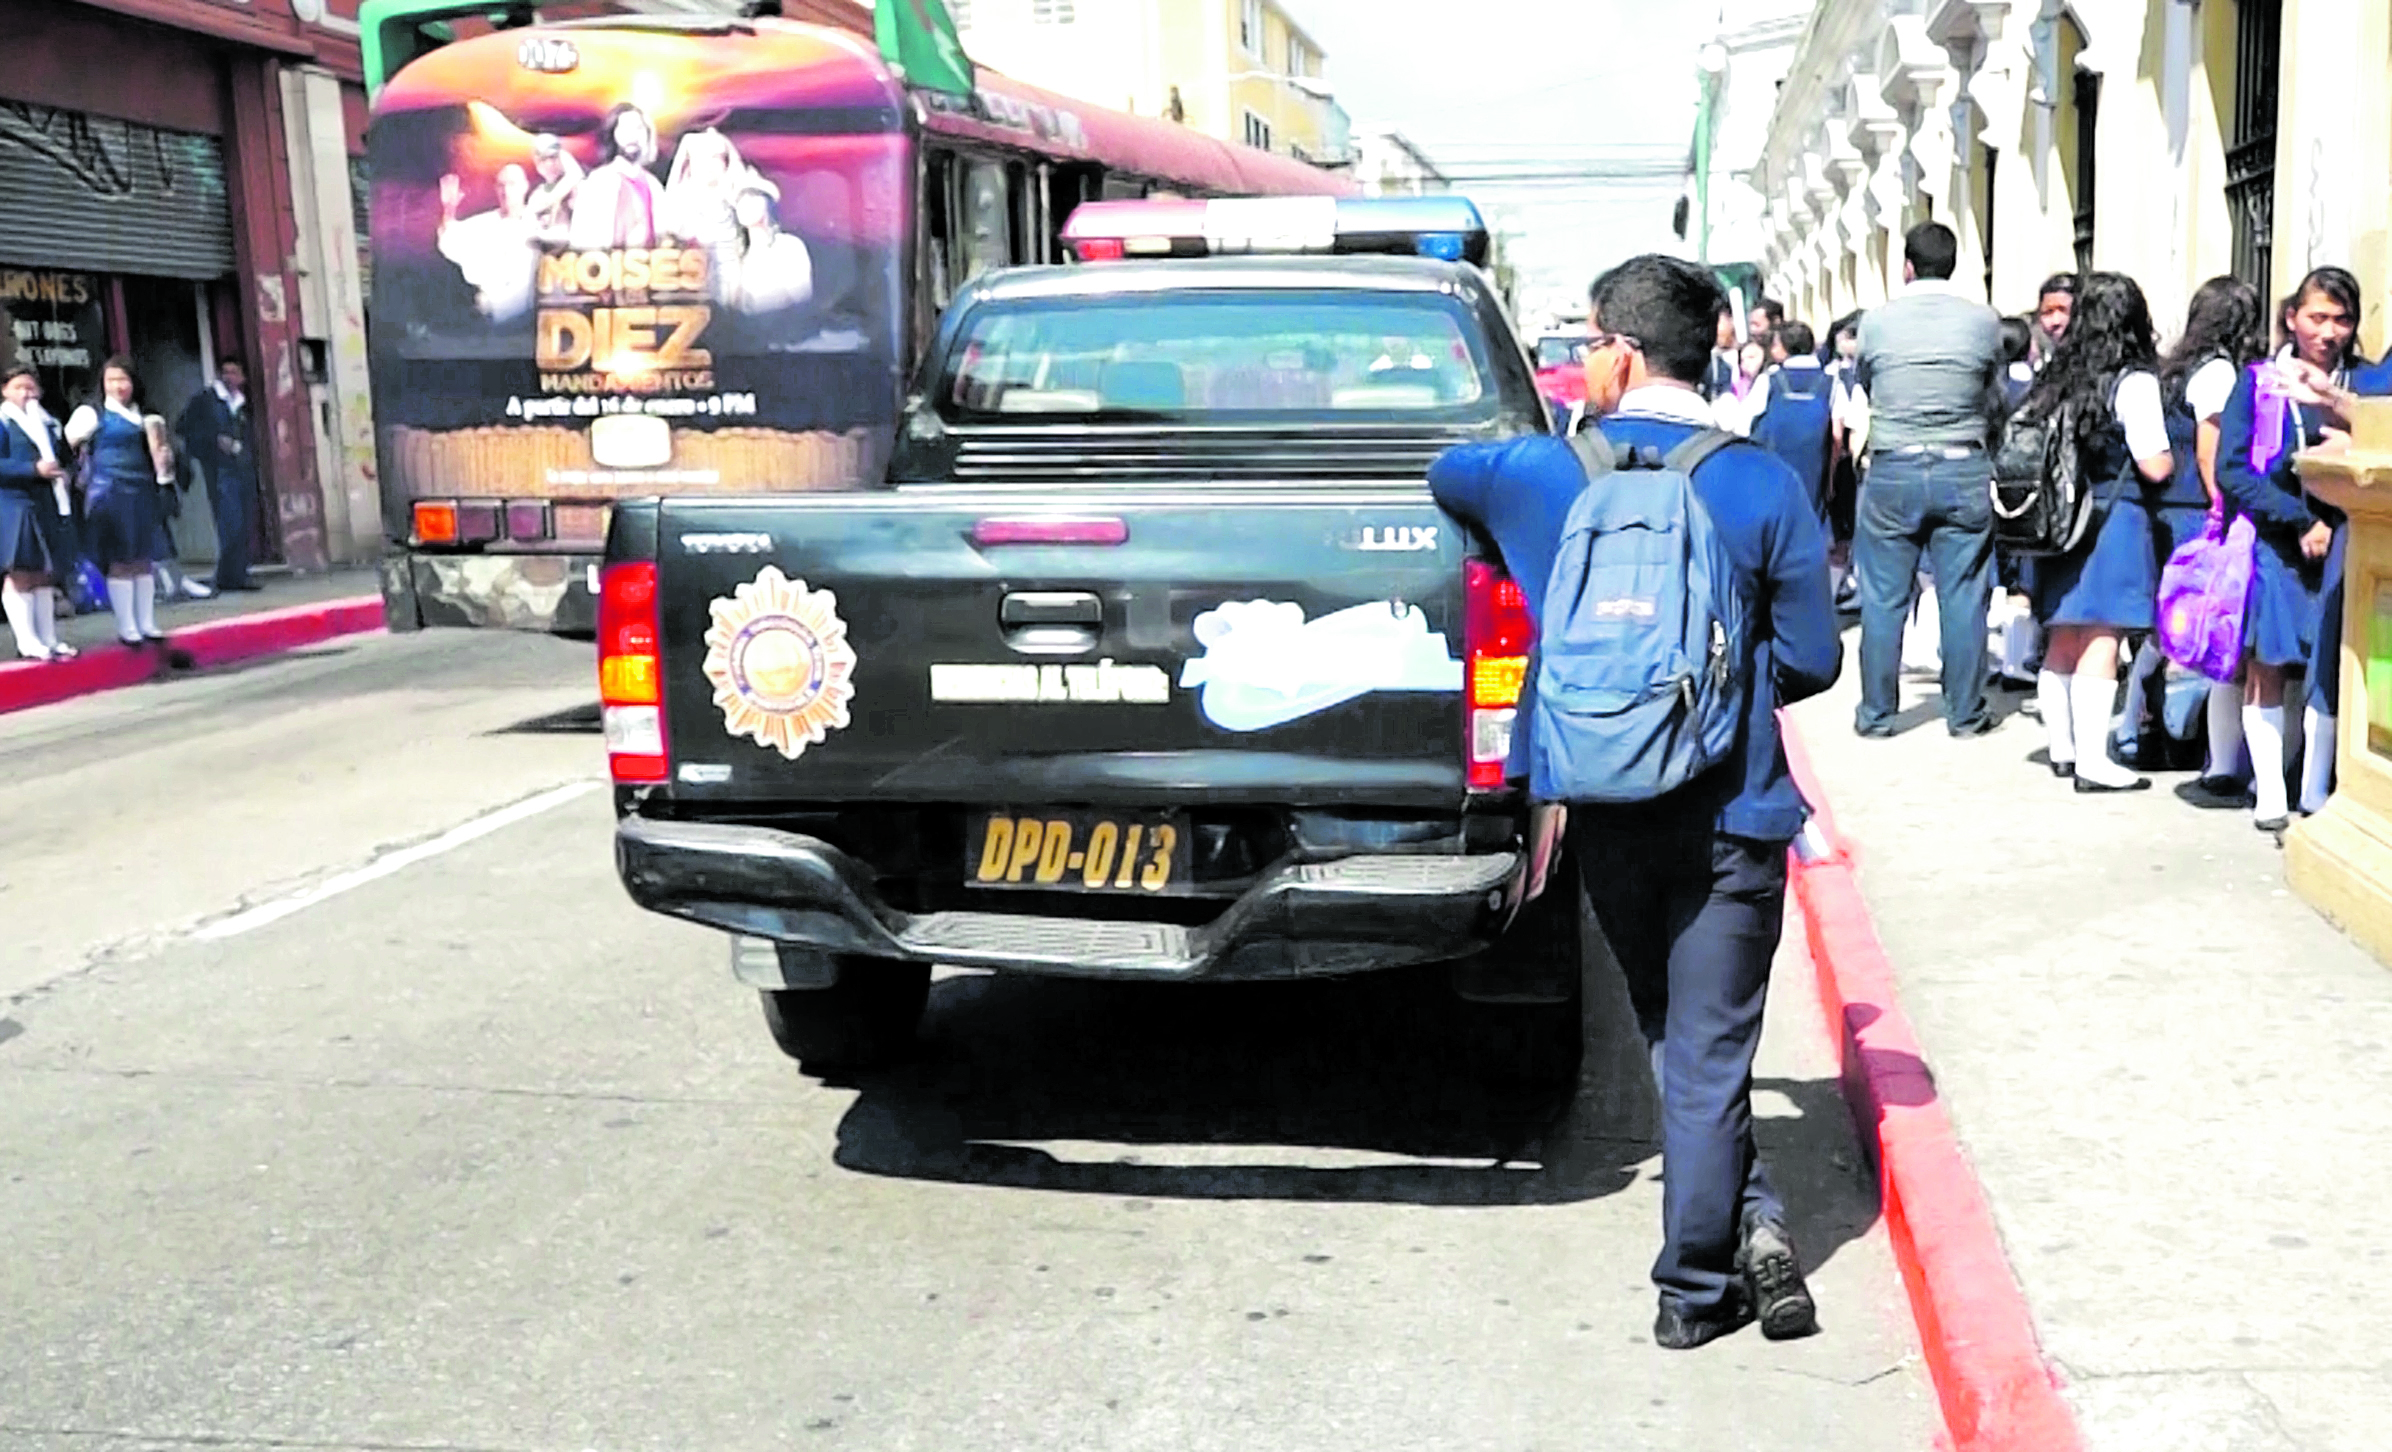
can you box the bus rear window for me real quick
[942,290,1495,420]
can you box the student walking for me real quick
[65,357,172,647]
[1850,222,2006,738]
[2016,273,2176,792]
[2217,267,2364,834]
[0,363,79,661]
[2157,277,2269,808]
[1427,254,1840,1351]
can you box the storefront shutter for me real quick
[0,108,235,280]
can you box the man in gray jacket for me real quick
[1851,222,2004,738]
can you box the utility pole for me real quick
[1694,40,1729,264]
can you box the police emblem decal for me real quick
[701,567,858,760]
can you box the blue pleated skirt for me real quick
[2244,531,2324,669]
[2033,496,2158,631]
[85,475,162,571]
[0,486,73,576]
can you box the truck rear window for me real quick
[941,290,1496,420]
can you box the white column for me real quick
[279,66,377,566]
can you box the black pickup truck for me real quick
[604,252,1585,1078]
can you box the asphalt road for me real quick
[0,631,1935,1451]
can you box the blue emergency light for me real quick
[1061,196,1492,267]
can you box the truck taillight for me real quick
[1463,558,1534,792]
[598,562,668,784]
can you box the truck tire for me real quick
[1463,878,1588,1093]
[758,959,931,1072]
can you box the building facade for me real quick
[1353,130,1446,197]
[954,0,1346,165]
[1695,0,2392,356]
[0,0,380,574]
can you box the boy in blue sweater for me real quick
[1427,254,1842,1350]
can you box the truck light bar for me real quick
[1062,196,1491,266]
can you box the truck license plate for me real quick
[968,811,1190,894]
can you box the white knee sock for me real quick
[28,585,58,653]
[132,573,159,638]
[2246,704,2289,822]
[2039,668,2076,767]
[2301,707,2336,814]
[2072,673,2139,787]
[2205,683,2246,780]
[2002,614,2041,681]
[104,577,138,642]
[2120,642,2164,741]
[1,578,39,658]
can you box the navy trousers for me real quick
[1854,449,1995,734]
[1573,819,1788,1317]
[207,463,254,589]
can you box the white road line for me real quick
[193,780,604,942]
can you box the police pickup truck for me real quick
[605,197,1583,1078]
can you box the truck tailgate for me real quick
[649,486,1473,809]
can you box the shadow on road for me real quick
[490,700,603,735]
[826,954,1884,1274]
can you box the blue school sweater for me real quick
[1427,393,1842,843]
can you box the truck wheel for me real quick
[758,959,931,1072]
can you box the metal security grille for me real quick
[2227,0,2282,293]
[0,104,234,279]
[2072,69,2100,272]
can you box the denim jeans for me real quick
[1854,450,1995,733]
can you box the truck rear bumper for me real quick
[380,552,602,635]
[616,816,1519,981]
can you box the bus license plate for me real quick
[968,811,1190,894]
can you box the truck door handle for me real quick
[1000,591,1102,655]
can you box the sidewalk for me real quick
[38,566,381,654]
[2,566,385,715]
[1788,635,2392,1450]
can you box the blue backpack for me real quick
[1531,428,1749,804]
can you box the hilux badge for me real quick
[1351,525,1438,552]
[702,567,857,761]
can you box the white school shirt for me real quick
[2112,370,2169,461]
[1,399,68,515]
[2183,357,2238,423]
[65,398,145,448]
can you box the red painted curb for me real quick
[1780,712,2084,1452]
[0,594,385,717]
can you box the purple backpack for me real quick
[2156,511,2257,682]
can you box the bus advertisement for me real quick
[365,6,1353,636]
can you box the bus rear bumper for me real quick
[380,552,603,637]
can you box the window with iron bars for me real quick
[2227,0,2282,293]
[2072,68,2100,272]
[1243,111,1273,151]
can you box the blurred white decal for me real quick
[1179,599,1463,733]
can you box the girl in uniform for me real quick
[2217,267,2364,834]
[2020,272,2176,793]
[2158,277,2268,808]
[0,363,78,660]
[65,357,170,647]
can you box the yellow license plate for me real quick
[968,811,1191,894]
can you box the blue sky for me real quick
[1296,0,1709,315]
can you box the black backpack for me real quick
[1990,398,2096,556]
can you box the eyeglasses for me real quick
[1585,332,1643,354]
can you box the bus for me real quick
[361,2,1356,635]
